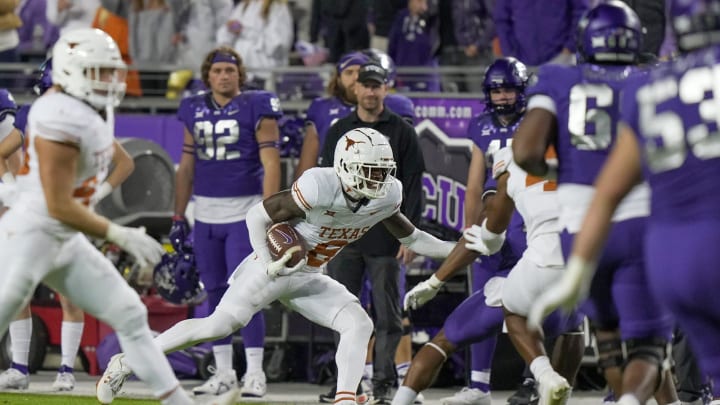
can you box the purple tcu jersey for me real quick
[466,111,526,270]
[528,63,639,185]
[0,89,17,123]
[177,90,282,198]
[621,46,720,222]
[306,96,353,149]
[467,111,522,191]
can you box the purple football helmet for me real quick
[33,58,53,96]
[153,251,207,306]
[482,57,528,115]
[576,0,642,64]
[670,0,720,52]
[361,49,397,87]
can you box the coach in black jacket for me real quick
[319,62,425,403]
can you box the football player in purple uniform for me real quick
[514,2,678,404]
[170,46,282,398]
[530,0,720,404]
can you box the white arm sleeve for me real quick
[398,228,456,258]
[246,201,274,265]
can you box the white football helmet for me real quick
[334,128,397,199]
[52,28,127,109]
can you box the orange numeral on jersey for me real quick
[525,174,557,192]
[73,176,98,206]
[306,240,349,267]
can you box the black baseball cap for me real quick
[357,62,387,85]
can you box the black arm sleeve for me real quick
[397,125,426,225]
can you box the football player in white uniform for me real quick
[0,28,236,405]
[398,146,582,405]
[98,128,456,405]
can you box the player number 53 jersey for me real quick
[16,91,114,222]
[492,147,563,267]
[289,167,403,270]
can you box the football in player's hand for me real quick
[267,223,307,267]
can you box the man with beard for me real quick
[318,62,425,405]
[295,50,415,180]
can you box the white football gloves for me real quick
[266,247,307,279]
[527,255,595,331]
[106,223,165,268]
[404,274,444,311]
[463,220,506,255]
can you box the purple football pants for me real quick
[560,217,672,341]
[193,220,265,348]
[646,220,720,396]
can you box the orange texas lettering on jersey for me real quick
[305,226,372,267]
[317,225,371,240]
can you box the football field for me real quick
[0,371,648,404]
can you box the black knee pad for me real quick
[623,337,670,390]
[402,324,413,336]
[597,337,624,369]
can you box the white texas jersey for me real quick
[290,167,402,270]
[494,146,564,268]
[14,91,114,231]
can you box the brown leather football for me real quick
[266,223,307,267]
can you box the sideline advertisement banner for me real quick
[410,97,485,139]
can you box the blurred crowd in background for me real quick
[0,0,673,97]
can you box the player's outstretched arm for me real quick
[528,125,643,329]
[464,170,513,255]
[382,212,456,259]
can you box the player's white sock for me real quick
[213,344,233,372]
[364,362,374,380]
[391,385,418,405]
[616,393,641,405]
[529,355,553,379]
[245,347,264,374]
[60,321,83,369]
[9,318,32,368]
[396,361,410,384]
[160,385,193,405]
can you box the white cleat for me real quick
[0,368,29,390]
[414,392,425,404]
[52,371,75,391]
[193,369,238,396]
[240,370,267,397]
[96,353,133,404]
[195,387,239,405]
[440,387,492,405]
[537,370,571,405]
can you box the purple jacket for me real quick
[451,0,495,50]
[18,0,59,51]
[493,0,588,65]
